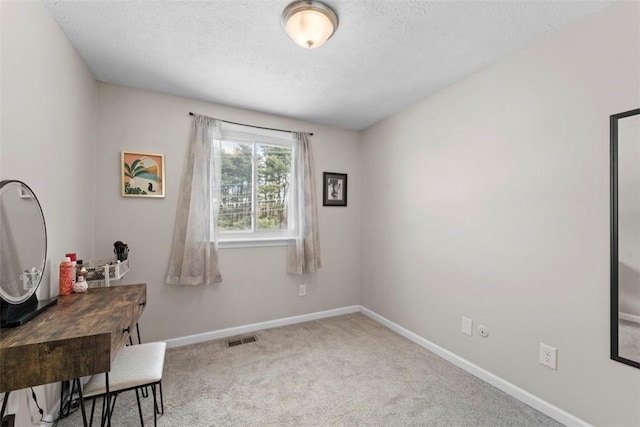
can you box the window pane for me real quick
[219,141,252,231]
[257,144,291,230]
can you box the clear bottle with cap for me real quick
[59,257,74,296]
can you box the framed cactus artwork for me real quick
[121,151,165,198]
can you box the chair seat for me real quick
[83,342,166,398]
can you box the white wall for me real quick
[95,83,361,342]
[0,0,98,423]
[3,0,639,425]
[360,3,640,426]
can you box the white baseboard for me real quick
[164,305,360,348]
[359,306,590,427]
[619,312,640,324]
[163,304,588,426]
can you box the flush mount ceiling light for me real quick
[282,1,338,49]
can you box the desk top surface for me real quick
[0,284,146,348]
[0,283,146,392]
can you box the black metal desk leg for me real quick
[105,372,111,427]
[1,391,10,421]
[75,378,88,427]
[59,382,64,418]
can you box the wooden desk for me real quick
[0,283,146,395]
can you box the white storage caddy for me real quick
[84,258,129,287]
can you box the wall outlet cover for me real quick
[461,317,473,336]
[539,343,557,370]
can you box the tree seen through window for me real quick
[219,141,291,232]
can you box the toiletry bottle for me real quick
[65,253,77,284]
[76,259,83,278]
[73,275,88,293]
[59,257,74,296]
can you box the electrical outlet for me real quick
[539,343,557,370]
[461,317,473,336]
[298,284,306,296]
[477,325,489,338]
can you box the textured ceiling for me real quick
[43,0,611,130]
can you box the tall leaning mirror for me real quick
[611,108,640,369]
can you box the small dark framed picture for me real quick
[323,172,347,207]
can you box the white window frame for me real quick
[218,123,294,248]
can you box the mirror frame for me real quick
[0,179,56,328]
[0,180,48,303]
[610,107,640,369]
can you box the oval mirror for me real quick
[0,180,53,327]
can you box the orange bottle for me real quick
[59,257,74,296]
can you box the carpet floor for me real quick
[619,319,640,364]
[58,313,562,426]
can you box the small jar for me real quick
[73,276,88,293]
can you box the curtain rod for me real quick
[188,112,313,136]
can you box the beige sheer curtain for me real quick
[288,132,322,274]
[166,114,223,285]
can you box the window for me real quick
[218,123,293,245]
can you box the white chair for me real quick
[82,342,166,426]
